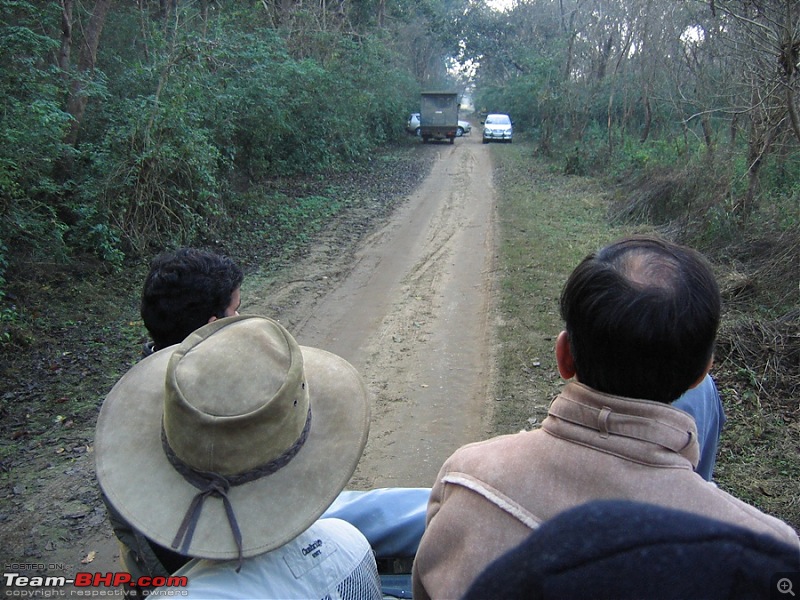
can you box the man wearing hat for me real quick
[104,247,245,582]
[95,315,381,598]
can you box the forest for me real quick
[1,0,797,347]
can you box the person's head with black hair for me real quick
[140,248,243,351]
[557,235,720,403]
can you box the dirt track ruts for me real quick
[246,131,498,488]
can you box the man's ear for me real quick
[688,357,714,389]
[556,331,576,381]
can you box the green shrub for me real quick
[81,94,222,255]
[0,1,72,272]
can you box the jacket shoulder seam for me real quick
[441,472,541,531]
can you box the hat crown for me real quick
[163,316,309,475]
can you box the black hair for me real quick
[559,235,720,403]
[140,248,244,351]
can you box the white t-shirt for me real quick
[149,518,381,600]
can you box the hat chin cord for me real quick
[160,407,312,572]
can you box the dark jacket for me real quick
[463,499,800,600]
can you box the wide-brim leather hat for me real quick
[95,315,370,560]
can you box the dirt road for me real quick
[39,130,499,579]
[246,131,497,488]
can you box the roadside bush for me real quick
[561,124,610,174]
[78,22,417,256]
[79,95,223,255]
[609,165,707,225]
[334,35,416,144]
[0,1,75,336]
[606,140,798,320]
[757,156,800,227]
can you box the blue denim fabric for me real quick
[671,374,726,481]
[323,487,430,558]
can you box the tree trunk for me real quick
[64,0,112,149]
[159,0,175,21]
[744,114,776,217]
[787,85,800,143]
[377,0,385,28]
[560,0,577,80]
[596,36,612,81]
[701,113,714,154]
[200,0,209,37]
[279,0,295,25]
[607,92,615,154]
[59,0,73,76]
[729,112,739,146]
[640,93,652,143]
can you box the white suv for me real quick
[482,114,513,144]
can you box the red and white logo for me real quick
[4,571,188,596]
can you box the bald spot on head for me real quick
[615,248,681,292]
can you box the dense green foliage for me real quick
[0,1,433,289]
[1,0,797,330]
[1,3,71,282]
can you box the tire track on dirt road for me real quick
[247,136,498,489]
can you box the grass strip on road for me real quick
[490,142,627,434]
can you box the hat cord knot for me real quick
[160,406,312,573]
[171,472,244,571]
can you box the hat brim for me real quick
[95,342,370,560]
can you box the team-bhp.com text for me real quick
[4,572,188,597]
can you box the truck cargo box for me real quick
[420,92,459,144]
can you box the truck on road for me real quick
[419,91,459,144]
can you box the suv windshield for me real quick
[486,115,511,125]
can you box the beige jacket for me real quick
[411,382,800,600]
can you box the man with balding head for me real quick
[412,235,799,600]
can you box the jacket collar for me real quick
[544,382,700,468]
